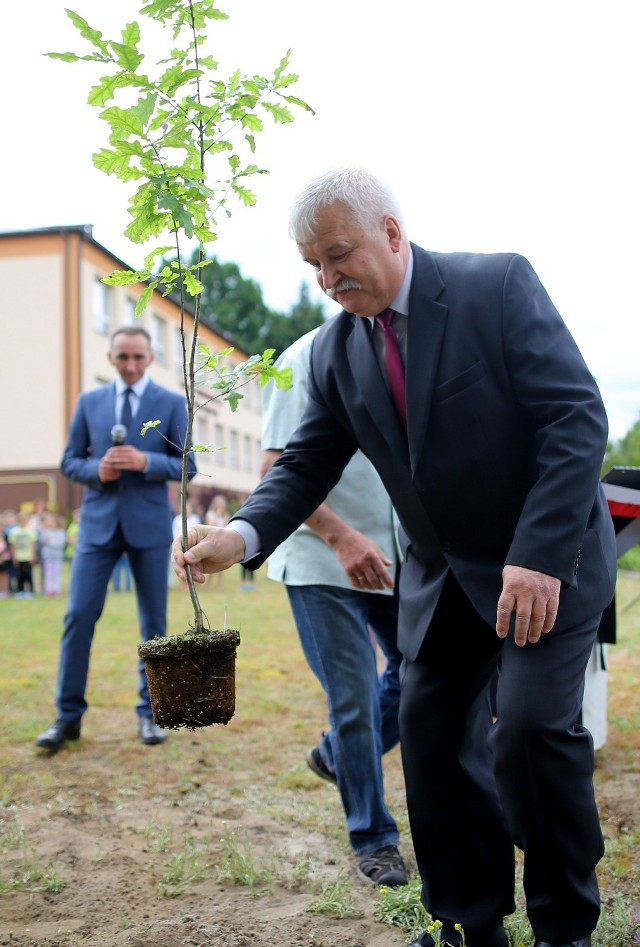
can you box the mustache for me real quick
[325,277,362,300]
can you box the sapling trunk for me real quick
[177,241,206,632]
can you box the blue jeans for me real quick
[286,583,402,855]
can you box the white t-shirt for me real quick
[261,326,398,592]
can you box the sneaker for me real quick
[357,845,408,887]
[306,745,337,784]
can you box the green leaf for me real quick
[262,101,294,124]
[283,94,316,115]
[99,105,145,138]
[232,185,256,207]
[65,9,109,54]
[135,285,155,316]
[140,419,161,436]
[101,269,149,285]
[241,113,263,132]
[130,92,156,127]
[143,246,174,270]
[45,51,81,62]
[121,20,141,48]
[110,41,144,72]
[224,392,242,411]
[93,148,143,181]
[273,50,292,82]
[184,271,204,296]
[89,73,130,107]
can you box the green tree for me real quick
[265,282,326,354]
[159,248,326,355]
[603,416,640,473]
[47,0,310,630]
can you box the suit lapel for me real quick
[346,317,410,463]
[405,247,448,476]
[132,380,158,442]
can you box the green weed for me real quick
[216,826,271,896]
[374,876,427,935]
[158,833,210,897]
[307,872,363,919]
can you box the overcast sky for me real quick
[3,0,638,440]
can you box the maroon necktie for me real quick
[375,309,407,428]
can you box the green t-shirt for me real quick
[10,526,36,563]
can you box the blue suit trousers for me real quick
[56,529,170,721]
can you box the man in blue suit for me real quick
[172,168,616,947]
[36,326,195,750]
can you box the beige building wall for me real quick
[0,226,264,513]
[0,245,67,469]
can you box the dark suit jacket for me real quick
[61,379,194,550]
[237,246,617,659]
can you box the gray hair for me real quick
[289,166,405,243]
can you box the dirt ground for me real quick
[1,704,639,947]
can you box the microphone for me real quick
[111,423,128,446]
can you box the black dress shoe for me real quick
[35,719,81,749]
[139,717,166,745]
[406,933,458,947]
[407,923,508,947]
[534,939,591,947]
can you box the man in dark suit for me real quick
[171,168,616,947]
[37,326,195,750]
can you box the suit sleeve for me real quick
[501,255,609,585]
[234,346,358,566]
[60,396,102,487]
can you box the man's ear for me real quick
[384,215,403,252]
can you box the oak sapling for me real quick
[47,0,309,726]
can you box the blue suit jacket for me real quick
[61,379,194,549]
[235,247,617,659]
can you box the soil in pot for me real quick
[138,628,240,730]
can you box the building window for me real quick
[173,328,184,374]
[123,297,136,326]
[92,279,111,335]
[194,415,207,449]
[150,313,167,364]
[242,435,252,472]
[214,424,226,465]
[228,430,239,469]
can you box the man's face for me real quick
[297,202,406,317]
[108,332,154,385]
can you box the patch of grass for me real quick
[0,568,638,945]
[158,832,211,897]
[216,826,271,896]
[307,872,363,919]
[143,817,174,854]
[594,893,640,946]
[374,876,427,936]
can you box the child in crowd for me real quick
[10,512,37,598]
[40,513,67,596]
[0,530,11,598]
